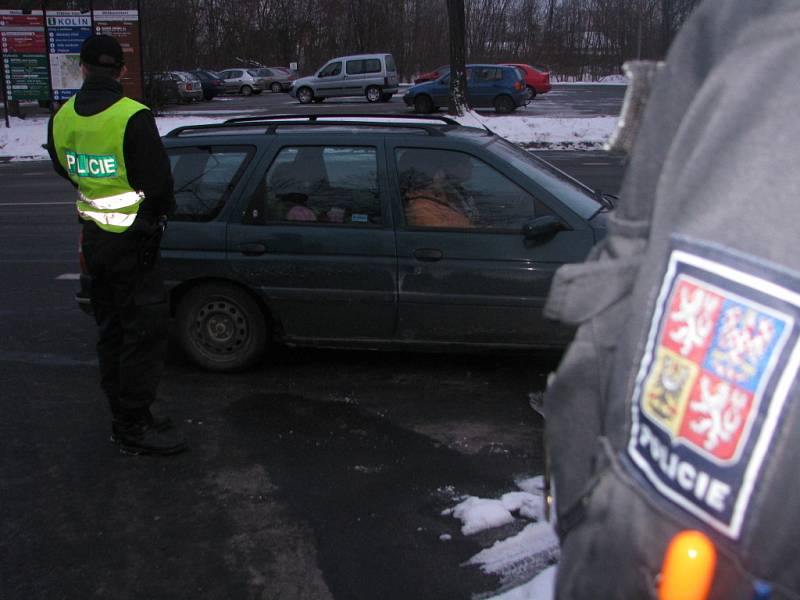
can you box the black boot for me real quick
[112,414,188,456]
[111,409,172,440]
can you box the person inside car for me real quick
[401,152,475,228]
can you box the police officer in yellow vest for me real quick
[48,34,187,455]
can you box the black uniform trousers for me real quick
[81,219,169,420]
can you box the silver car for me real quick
[290,53,399,104]
[252,68,294,93]
[218,68,265,96]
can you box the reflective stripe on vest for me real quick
[77,208,138,228]
[79,189,144,211]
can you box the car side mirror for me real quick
[523,216,565,241]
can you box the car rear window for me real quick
[385,55,396,72]
[168,145,255,221]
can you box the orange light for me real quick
[658,530,717,600]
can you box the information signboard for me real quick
[46,11,92,101]
[0,10,49,101]
[93,10,142,101]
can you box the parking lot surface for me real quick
[0,143,624,598]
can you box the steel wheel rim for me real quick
[367,87,380,102]
[193,298,248,356]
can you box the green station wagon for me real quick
[80,115,610,371]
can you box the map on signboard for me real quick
[49,53,82,90]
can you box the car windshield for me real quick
[490,138,603,219]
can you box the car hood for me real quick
[292,75,315,87]
[406,80,438,94]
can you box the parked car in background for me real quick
[190,69,225,100]
[218,68,265,96]
[404,64,527,114]
[414,65,449,84]
[77,114,609,372]
[290,53,399,104]
[270,66,299,81]
[501,63,551,100]
[251,67,294,92]
[144,71,204,104]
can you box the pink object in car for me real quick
[286,205,316,221]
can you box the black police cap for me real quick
[80,34,125,69]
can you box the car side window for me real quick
[346,60,363,75]
[395,148,550,231]
[243,146,382,226]
[362,59,381,73]
[168,146,254,222]
[473,67,502,82]
[319,62,342,77]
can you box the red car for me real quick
[414,65,449,84]
[501,63,551,100]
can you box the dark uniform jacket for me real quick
[544,1,800,598]
[47,75,174,224]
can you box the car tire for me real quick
[240,85,253,97]
[380,93,392,102]
[365,85,382,103]
[297,86,314,104]
[271,82,283,93]
[177,283,267,372]
[526,86,537,101]
[413,94,434,114]
[203,92,214,101]
[493,94,515,114]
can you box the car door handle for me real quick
[239,243,267,256]
[413,248,443,262]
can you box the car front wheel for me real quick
[526,86,537,101]
[240,85,253,96]
[271,82,282,93]
[297,86,314,104]
[177,283,267,372]
[365,85,382,103]
[413,95,434,114]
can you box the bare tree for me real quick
[447,0,468,116]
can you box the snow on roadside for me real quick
[0,113,617,161]
[442,476,560,600]
[456,111,618,148]
[0,115,221,161]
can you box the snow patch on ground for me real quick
[457,113,618,148]
[442,476,559,599]
[0,113,617,161]
[0,115,221,161]
[488,565,557,600]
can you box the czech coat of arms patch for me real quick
[627,239,800,539]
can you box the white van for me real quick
[290,53,399,104]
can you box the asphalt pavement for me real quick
[3,83,625,121]
[0,142,625,598]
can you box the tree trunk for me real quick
[447,0,468,116]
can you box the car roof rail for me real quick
[223,113,462,127]
[165,113,473,138]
